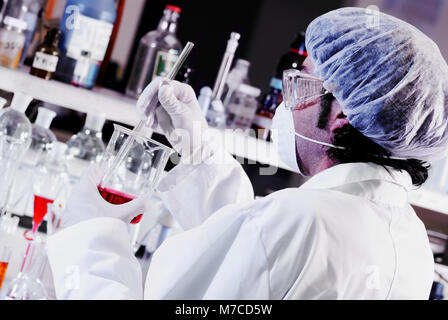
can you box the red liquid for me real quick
[97,186,143,224]
[33,195,54,233]
[0,262,8,290]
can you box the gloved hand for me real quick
[61,165,154,229]
[136,78,209,158]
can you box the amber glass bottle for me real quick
[30,28,61,80]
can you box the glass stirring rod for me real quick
[99,42,195,187]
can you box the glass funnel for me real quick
[97,125,173,224]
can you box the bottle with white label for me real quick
[0,16,27,69]
[55,0,117,89]
[30,28,61,80]
[126,5,183,99]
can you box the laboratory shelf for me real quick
[0,67,447,219]
[0,66,292,172]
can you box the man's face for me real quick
[286,57,345,176]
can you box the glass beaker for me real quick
[0,245,12,291]
[97,125,173,224]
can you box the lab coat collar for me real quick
[300,162,413,206]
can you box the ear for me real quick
[329,99,349,133]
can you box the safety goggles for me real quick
[282,69,331,110]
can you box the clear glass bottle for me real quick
[12,107,57,217]
[226,84,261,131]
[126,5,183,99]
[0,92,32,213]
[3,235,48,300]
[223,59,251,108]
[31,142,69,234]
[0,16,27,69]
[66,112,106,164]
[19,0,44,66]
[29,107,57,165]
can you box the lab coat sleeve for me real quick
[46,218,143,300]
[157,142,255,230]
[144,201,271,299]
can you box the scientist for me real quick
[47,7,448,299]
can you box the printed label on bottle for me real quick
[0,36,25,69]
[152,50,179,80]
[32,52,59,72]
[66,14,113,62]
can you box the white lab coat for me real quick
[46,146,434,300]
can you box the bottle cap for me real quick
[166,5,182,13]
[35,107,57,129]
[238,84,261,98]
[3,16,27,30]
[85,112,106,132]
[10,92,33,113]
[270,78,283,91]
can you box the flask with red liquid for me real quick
[96,125,173,224]
[31,141,69,234]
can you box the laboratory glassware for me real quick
[223,59,251,109]
[11,107,57,217]
[30,28,61,80]
[282,69,330,110]
[29,107,57,165]
[55,0,117,89]
[252,78,283,140]
[126,5,183,98]
[97,125,173,224]
[31,142,69,235]
[206,32,240,127]
[3,235,48,300]
[0,92,33,214]
[0,245,11,291]
[0,16,27,69]
[66,112,106,163]
[112,42,193,182]
[225,84,261,131]
[19,0,44,66]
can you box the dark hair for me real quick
[318,94,430,187]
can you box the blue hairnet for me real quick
[305,7,448,161]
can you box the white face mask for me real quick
[271,102,345,175]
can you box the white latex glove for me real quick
[61,165,155,229]
[136,78,209,157]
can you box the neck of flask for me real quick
[20,241,46,280]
